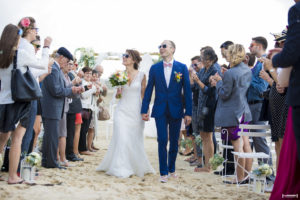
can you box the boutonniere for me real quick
[174,71,182,83]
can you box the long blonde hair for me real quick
[228,44,245,68]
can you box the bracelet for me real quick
[43,46,50,48]
[269,68,275,72]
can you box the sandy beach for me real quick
[0,129,269,200]
[0,91,270,200]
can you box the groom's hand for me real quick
[142,114,149,121]
[184,116,192,126]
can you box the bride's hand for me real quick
[142,113,149,121]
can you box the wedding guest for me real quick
[17,17,52,163]
[79,67,97,155]
[267,1,300,196]
[191,48,218,172]
[214,41,235,176]
[211,44,252,184]
[248,36,273,166]
[258,28,289,171]
[58,59,81,167]
[87,70,101,152]
[40,47,83,169]
[189,56,204,169]
[66,60,84,162]
[0,24,30,184]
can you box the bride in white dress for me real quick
[96,49,155,178]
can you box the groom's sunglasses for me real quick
[158,44,167,49]
[122,54,130,58]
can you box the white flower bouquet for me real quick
[109,71,129,98]
[252,164,273,177]
[25,152,42,167]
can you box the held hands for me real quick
[44,37,52,47]
[184,115,192,126]
[141,113,150,121]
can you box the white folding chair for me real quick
[217,128,236,181]
[232,124,271,187]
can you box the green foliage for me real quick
[194,135,202,147]
[180,138,193,149]
[209,154,224,170]
[74,47,98,68]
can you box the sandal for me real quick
[184,156,196,162]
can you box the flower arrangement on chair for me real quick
[21,152,41,182]
[209,154,225,170]
[252,164,273,177]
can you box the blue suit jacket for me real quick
[141,60,192,119]
[40,62,73,120]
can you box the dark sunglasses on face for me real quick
[32,43,41,49]
[123,54,130,58]
[193,63,201,67]
[158,44,167,49]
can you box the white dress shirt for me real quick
[163,59,174,87]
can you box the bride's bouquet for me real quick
[109,70,129,98]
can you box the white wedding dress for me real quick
[96,71,155,178]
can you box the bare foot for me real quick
[80,151,93,155]
[7,176,24,184]
[194,167,211,173]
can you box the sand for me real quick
[0,91,270,199]
[0,128,270,200]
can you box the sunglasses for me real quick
[158,44,167,49]
[192,63,201,67]
[32,43,41,49]
[122,54,130,58]
[31,28,39,32]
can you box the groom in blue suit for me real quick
[141,40,192,182]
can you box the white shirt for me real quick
[18,38,49,78]
[0,39,49,104]
[80,79,97,111]
[163,59,174,87]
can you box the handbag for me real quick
[11,50,42,102]
[97,105,110,121]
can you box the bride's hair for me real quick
[126,49,142,70]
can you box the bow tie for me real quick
[164,63,172,68]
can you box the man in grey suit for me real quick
[40,47,83,169]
